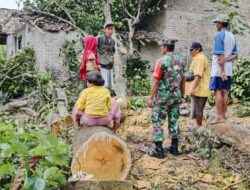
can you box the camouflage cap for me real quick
[214,14,230,23]
[160,37,178,46]
[104,21,114,28]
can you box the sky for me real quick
[0,0,22,9]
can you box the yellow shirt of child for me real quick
[77,86,111,116]
[185,52,211,97]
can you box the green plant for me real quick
[60,40,81,75]
[230,60,250,101]
[0,119,71,190]
[0,45,7,63]
[235,104,250,117]
[208,92,215,107]
[36,71,52,85]
[0,47,36,99]
[194,130,220,159]
[130,97,147,109]
[125,57,151,96]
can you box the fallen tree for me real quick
[207,123,250,154]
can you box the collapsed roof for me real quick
[120,30,163,45]
[0,8,76,34]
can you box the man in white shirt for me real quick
[209,14,238,124]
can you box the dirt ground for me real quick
[118,105,250,190]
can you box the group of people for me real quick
[74,21,120,132]
[73,14,238,159]
[148,14,238,158]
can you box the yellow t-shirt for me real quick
[77,86,111,116]
[185,52,211,97]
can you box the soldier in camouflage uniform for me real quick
[148,38,186,158]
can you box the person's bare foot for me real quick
[211,118,225,125]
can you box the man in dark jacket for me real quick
[97,22,115,90]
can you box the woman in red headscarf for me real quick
[80,35,100,88]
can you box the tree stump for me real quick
[60,181,133,190]
[71,126,131,180]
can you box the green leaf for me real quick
[0,163,14,179]
[33,178,45,190]
[12,141,29,155]
[43,167,59,180]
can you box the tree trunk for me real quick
[103,1,127,97]
[71,126,131,180]
[207,123,250,154]
[60,181,133,190]
[56,88,73,126]
[0,99,29,113]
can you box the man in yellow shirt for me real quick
[185,42,210,128]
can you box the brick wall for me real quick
[139,0,250,72]
[7,23,81,81]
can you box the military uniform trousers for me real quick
[151,99,180,142]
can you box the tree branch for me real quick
[52,0,76,25]
[134,0,142,25]
[121,1,135,19]
[32,10,86,36]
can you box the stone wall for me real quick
[139,0,250,71]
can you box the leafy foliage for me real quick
[60,40,82,110]
[129,97,147,109]
[0,45,7,63]
[0,118,71,190]
[210,0,250,35]
[230,60,250,101]
[60,40,81,75]
[125,57,151,96]
[0,47,36,100]
[22,0,104,35]
[235,103,250,118]
[194,129,220,159]
[21,0,162,33]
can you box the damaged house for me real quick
[0,8,81,80]
[133,0,250,68]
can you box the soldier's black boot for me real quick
[148,141,165,159]
[166,139,179,156]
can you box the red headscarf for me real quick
[80,35,100,80]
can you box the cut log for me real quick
[207,123,250,154]
[116,97,131,123]
[45,111,64,134]
[57,101,74,126]
[60,181,133,190]
[71,126,131,180]
[56,88,73,126]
